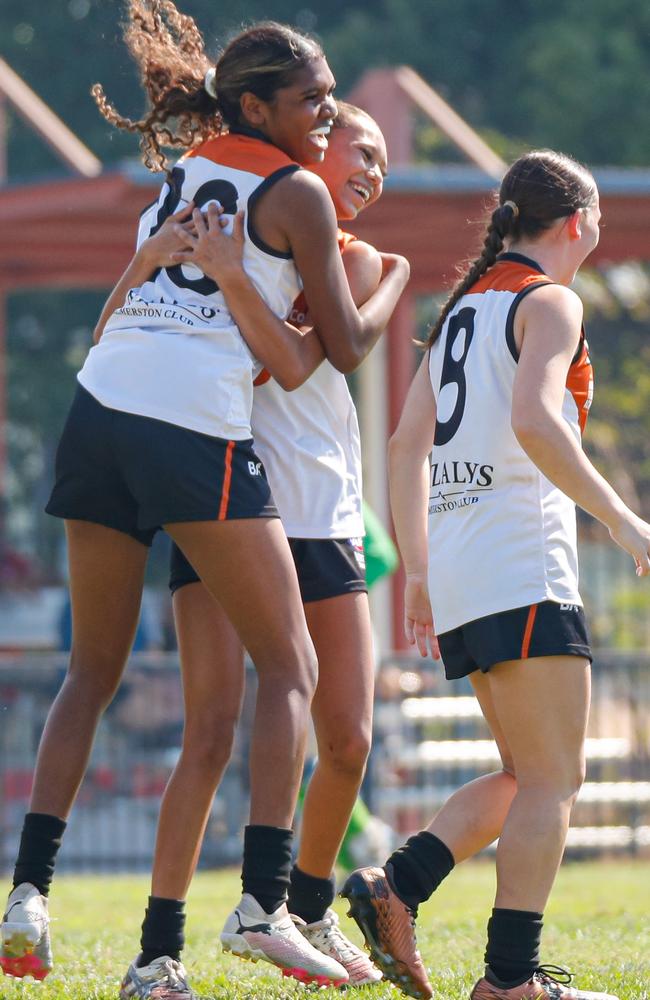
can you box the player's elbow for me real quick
[511,409,552,456]
[327,342,365,374]
[275,370,306,391]
[271,358,311,391]
[512,413,537,449]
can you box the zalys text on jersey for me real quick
[430,460,494,488]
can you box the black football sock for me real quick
[138,896,186,967]
[241,825,293,914]
[287,865,336,924]
[485,907,544,986]
[12,812,67,897]
[386,830,455,911]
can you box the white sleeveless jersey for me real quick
[252,363,363,538]
[250,231,364,538]
[427,252,594,634]
[78,133,303,439]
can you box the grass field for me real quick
[0,861,648,999]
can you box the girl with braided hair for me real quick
[0,3,409,996]
[341,150,650,1000]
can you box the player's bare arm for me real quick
[513,283,650,574]
[262,169,410,372]
[178,207,384,389]
[388,354,440,657]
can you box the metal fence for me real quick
[370,651,650,855]
[0,653,253,873]
[0,648,649,874]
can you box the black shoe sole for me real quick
[340,874,430,1000]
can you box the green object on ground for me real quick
[336,795,373,872]
[362,500,399,589]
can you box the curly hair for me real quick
[92,1,323,173]
[428,150,597,346]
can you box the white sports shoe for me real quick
[0,882,52,980]
[297,908,383,985]
[120,956,195,999]
[220,893,349,987]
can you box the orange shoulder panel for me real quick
[188,133,298,178]
[470,260,553,296]
[566,331,593,434]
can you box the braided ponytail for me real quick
[428,202,518,346]
[428,149,597,347]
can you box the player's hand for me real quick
[608,511,650,576]
[404,573,440,659]
[139,202,196,268]
[171,204,245,286]
[379,252,410,284]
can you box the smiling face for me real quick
[310,114,388,220]
[241,57,338,165]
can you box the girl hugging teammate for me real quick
[0,3,408,998]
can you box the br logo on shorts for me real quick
[350,538,366,570]
[248,461,262,477]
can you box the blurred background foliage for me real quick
[2,0,650,178]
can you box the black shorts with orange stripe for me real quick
[438,600,592,681]
[169,536,367,602]
[46,384,277,546]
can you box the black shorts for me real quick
[438,600,592,681]
[169,536,368,603]
[46,384,277,547]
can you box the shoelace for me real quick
[535,965,574,989]
[405,905,420,945]
[311,913,359,962]
[149,959,188,992]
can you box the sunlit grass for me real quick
[0,861,647,998]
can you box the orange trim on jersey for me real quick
[218,440,236,521]
[469,258,593,435]
[254,368,272,387]
[566,330,593,434]
[521,603,538,659]
[188,133,299,178]
[470,261,554,296]
[337,228,358,251]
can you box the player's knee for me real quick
[295,642,319,698]
[518,755,585,803]
[182,715,238,772]
[305,651,319,698]
[65,655,123,710]
[258,643,318,702]
[568,758,587,803]
[254,636,318,702]
[322,729,371,779]
[553,767,585,808]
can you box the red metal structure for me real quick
[1,64,649,647]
